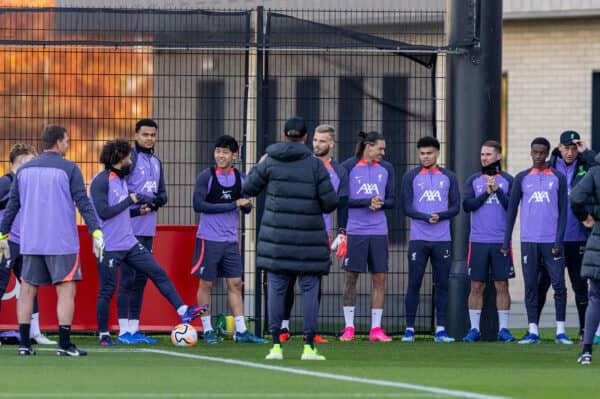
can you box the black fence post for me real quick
[446,0,503,341]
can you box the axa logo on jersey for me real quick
[142,180,157,192]
[357,183,380,195]
[527,191,550,203]
[419,189,442,202]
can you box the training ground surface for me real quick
[0,330,593,399]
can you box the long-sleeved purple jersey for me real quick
[0,151,100,255]
[341,158,396,236]
[89,170,138,252]
[463,172,513,243]
[127,148,167,237]
[402,166,460,242]
[503,167,567,248]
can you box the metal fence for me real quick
[0,6,447,335]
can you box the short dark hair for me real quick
[417,136,440,150]
[482,140,502,154]
[135,119,158,132]
[355,131,385,158]
[214,135,239,153]
[41,125,67,150]
[100,139,131,167]
[9,143,37,164]
[531,137,551,151]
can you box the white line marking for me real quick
[0,394,439,398]
[143,349,513,399]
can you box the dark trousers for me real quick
[405,240,452,327]
[537,241,588,329]
[522,242,567,323]
[97,242,183,332]
[583,279,600,346]
[116,236,153,320]
[283,275,322,321]
[268,272,320,338]
[0,241,38,313]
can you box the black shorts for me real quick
[191,238,242,281]
[467,242,515,281]
[342,235,388,273]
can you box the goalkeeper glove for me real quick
[330,230,347,259]
[0,233,10,263]
[92,229,105,263]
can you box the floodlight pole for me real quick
[446,0,503,341]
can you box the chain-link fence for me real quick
[0,6,447,335]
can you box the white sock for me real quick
[371,308,383,329]
[234,316,247,333]
[30,313,41,338]
[201,316,213,332]
[468,309,481,331]
[498,310,510,331]
[99,331,110,338]
[176,305,188,315]
[556,321,566,335]
[436,326,445,333]
[343,306,355,328]
[405,327,415,332]
[118,319,129,336]
[529,323,539,335]
[596,323,600,336]
[281,320,290,330]
[129,319,139,334]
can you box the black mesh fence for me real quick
[0,7,446,336]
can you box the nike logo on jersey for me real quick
[357,183,380,195]
[527,191,550,203]
[419,190,442,202]
[221,190,232,200]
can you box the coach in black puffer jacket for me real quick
[571,152,600,280]
[244,119,338,275]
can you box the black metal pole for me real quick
[446,0,503,341]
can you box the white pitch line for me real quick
[143,349,513,399]
[0,394,440,398]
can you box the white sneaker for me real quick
[31,334,57,345]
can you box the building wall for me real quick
[502,16,600,300]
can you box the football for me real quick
[170,323,198,347]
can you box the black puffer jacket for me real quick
[571,152,600,280]
[244,141,338,274]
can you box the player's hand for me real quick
[583,214,595,228]
[334,233,347,259]
[552,247,561,257]
[92,229,105,263]
[500,248,509,257]
[139,204,151,216]
[331,231,346,251]
[573,139,588,152]
[237,198,251,208]
[130,193,139,204]
[428,213,439,224]
[0,233,10,263]
[370,196,383,211]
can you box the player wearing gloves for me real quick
[278,125,348,344]
[90,139,207,347]
[0,125,105,356]
[117,119,168,344]
[192,135,265,345]
[339,131,395,342]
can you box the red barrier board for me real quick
[0,225,202,332]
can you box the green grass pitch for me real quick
[0,329,594,399]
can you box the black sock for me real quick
[583,344,593,354]
[305,333,315,348]
[577,301,588,332]
[59,325,71,349]
[272,327,281,345]
[19,324,31,347]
